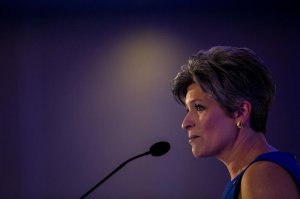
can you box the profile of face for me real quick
[182,83,238,159]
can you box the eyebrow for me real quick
[185,99,205,108]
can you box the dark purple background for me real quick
[2,1,300,198]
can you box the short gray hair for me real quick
[172,46,275,133]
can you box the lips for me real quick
[188,135,200,143]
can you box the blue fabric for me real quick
[220,152,300,199]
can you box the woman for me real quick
[171,46,300,199]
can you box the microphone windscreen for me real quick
[149,141,170,156]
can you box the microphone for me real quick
[149,141,171,156]
[80,141,170,199]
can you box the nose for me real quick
[181,111,195,130]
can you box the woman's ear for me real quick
[234,100,252,123]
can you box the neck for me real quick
[217,129,277,180]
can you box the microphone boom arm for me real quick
[80,151,151,199]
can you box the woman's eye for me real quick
[194,104,205,111]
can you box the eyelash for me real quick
[194,104,205,111]
[185,104,206,112]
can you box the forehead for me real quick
[185,83,212,104]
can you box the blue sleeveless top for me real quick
[220,152,300,199]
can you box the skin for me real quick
[182,83,300,199]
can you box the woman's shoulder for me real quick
[240,153,300,199]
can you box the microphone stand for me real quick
[80,151,151,199]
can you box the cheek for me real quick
[199,120,236,157]
[199,112,222,130]
[202,113,235,139]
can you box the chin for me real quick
[192,149,206,158]
[192,146,212,158]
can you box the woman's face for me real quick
[182,83,237,158]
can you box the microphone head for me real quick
[149,141,171,156]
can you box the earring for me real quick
[236,120,243,129]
